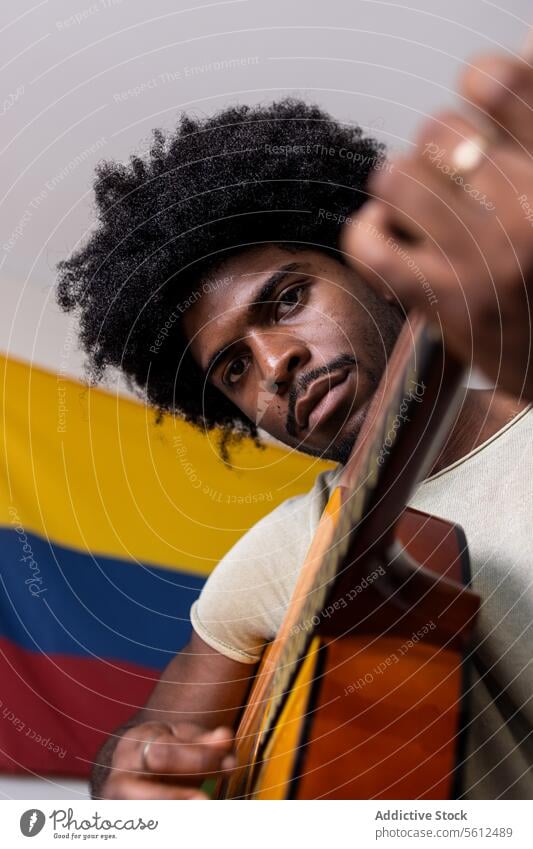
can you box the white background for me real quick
[1,0,531,384]
[3,799,532,847]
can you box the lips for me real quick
[294,368,352,431]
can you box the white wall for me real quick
[0,775,88,800]
[1,0,530,384]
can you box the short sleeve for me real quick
[190,467,339,663]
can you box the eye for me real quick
[275,284,307,321]
[223,354,251,386]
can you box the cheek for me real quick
[307,315,354,360]
[309,288,359,348]
[217,381,294,443]
[220,383,280,430]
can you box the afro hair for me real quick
[56,98,384,448]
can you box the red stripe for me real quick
[0,638,159,778]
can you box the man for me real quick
[57,53,532,799]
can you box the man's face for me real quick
[182,246,402,463]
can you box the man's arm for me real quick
[92,631,256,799]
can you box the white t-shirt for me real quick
[191,407,533,799]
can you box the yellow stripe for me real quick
[253,637,321,799]
[0,355,331,574]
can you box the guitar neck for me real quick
[338,310,465,553]
[219,312,466,797]
[273,313,463,707]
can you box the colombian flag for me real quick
[0,354,328,778]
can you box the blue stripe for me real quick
[0,527,206,669]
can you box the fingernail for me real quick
[221,755,237,770]
[207,727,230,742]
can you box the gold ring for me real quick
[451,133,491,177]
[140,724,173,772]
[141,738,155,772]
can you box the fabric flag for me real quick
[0,354,330,778]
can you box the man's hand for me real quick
[342,50,533,399]
[99,721,236,800]
[89,634,254,800]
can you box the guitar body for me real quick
[217,314,480,800]
[223,508,477,799]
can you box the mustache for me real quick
[285,354,357,437]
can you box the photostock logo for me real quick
[20,809,45,837]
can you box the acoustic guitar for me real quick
[217,311,480,799]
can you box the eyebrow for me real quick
[204,262,303,377]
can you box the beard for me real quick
[296,427,360,465]
[327,429,360,465]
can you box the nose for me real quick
[251,330,311,395]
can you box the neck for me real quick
[429,387,527,476]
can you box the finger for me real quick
[367,154,469,248]
[341,200,434,309]
[121,723,234,750]
[117,724,234,776]
[139,727,235,778]
[143,737,236,779]
[103,775,209,801]
[415,109,500,183]
[458,52,533,153]
[341,199,395,293]
[365,158,435,242]
[174,725,234,746]
[413,110,519,224]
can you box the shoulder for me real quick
[190,466,340,663]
